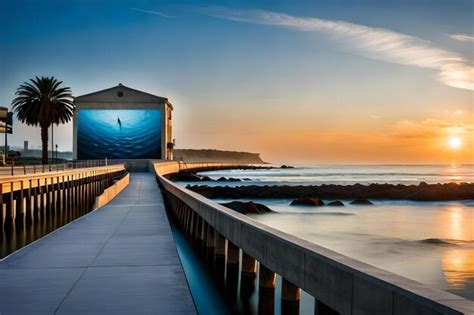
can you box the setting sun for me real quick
[448,136,462,150]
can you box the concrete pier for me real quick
[0,173,196,315]
[155,161,474,315]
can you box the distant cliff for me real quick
[173,149,266,164]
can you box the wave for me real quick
[416,238,474,246]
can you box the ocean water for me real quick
[197,164,474,186]
[77,109,161,159]
[193,165,474,301]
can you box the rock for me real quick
[327,200,344,206]
[419,181,428,187]
[350,199,374,205]
[187,182,474,202]
[220,201,273,214]
[217,177,241,182]
[290,197,325,206]
[169,172,205,181]
[280,165,295,169]
[227,177,242,182]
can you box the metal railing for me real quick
[0,159,123,176]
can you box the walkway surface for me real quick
[0,173,197,315]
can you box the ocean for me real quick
[197,164,474,186]
[192,164,474,301]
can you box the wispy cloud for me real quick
[200,7,473,91]
[450,33,474,42]
[370,115,382,119]
[391,118,473,139]
[130,8,174,18]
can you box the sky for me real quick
[0,0,473,164]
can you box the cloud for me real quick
[450,33,474,42]
[200,7,473,91]
[391,118,474,139]
[370,115,382,119]
[130,8,174,18]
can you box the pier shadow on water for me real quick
[168,214,315,315]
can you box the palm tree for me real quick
[12,76,74,165]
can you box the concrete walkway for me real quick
[0,173,197,315]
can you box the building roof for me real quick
[74,84,171,106]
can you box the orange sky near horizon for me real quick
[175,107,474,165]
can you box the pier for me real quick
[0,161,472,314]
[0,172,196,314]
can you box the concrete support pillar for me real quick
[189,211,196,239]
[241,251,257,299]
[6,183,15,226]
[259,263,276,315]
[281,278,300,315]
[214,231,226,287]
[31,181,40,221]
[179,203,185,227]
[67,176,72,212]
[226,241,239,298]
[0,189,5,229]
[181,207,188,233]
[185,209,192,235]
[78,178,82,212]
[199,220,207,256]
[191,216,202,249]
[193,216,201,246]
[46,181,52,215]
[15,181,26,226]
[25,182,33,224]
[51,178,57,214]
[206,225,215,265]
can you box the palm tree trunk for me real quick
[40,125,49,165]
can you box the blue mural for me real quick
[77,109,161,159]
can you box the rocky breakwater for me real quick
[166,167,273,183]
[186,182,474,202]
[220,201,273,214]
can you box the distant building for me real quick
[73,84,173,160]
[24,140,28,151]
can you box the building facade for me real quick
[73,84,173,160]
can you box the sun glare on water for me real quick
[448,136,462,150]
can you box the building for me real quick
[73,84,173,160]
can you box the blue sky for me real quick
[0,0,472,163]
